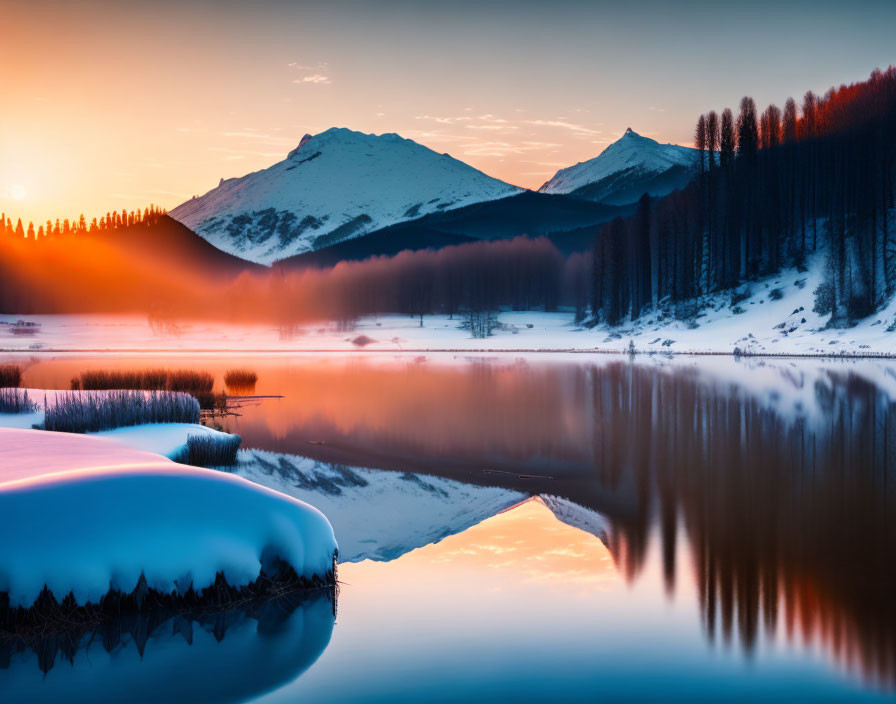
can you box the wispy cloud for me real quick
[288,61,331,85]
[465,124,519,131]
[460,139,556,157]
[461,141,523,157]
[403,129,471,143]
[519,159,567,167]
[294,74,331,85]
[519,141,563,149]
[219,130,294,146]
[415,114,473,124]
[525,119,600,135]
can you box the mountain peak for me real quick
[171,127,520,265]
[538,128,699,204]
[287,133,314,159]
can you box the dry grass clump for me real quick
[174,433,242,467]
[72,369,216,407]
[43,390,199,433]
[0,364,23,388]
[167,370,214,395]
[0,388,37,413]
[224,368,258,390]
[74,368,168,391]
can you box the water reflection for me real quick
[0,589,336,704]
[7,353,896,693]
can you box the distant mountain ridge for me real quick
[276,191,634,268]
[539,128,699,205]
[170,127,521,265]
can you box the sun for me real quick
[10,184,27,201]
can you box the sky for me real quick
[1,0,894,224]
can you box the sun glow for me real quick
[10,184,27,201]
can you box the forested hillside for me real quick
[592,67,896,327]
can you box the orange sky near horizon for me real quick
[2,0,893,225]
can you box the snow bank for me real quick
[0,426,174,484]
[0,391,238,460]
[0,429,337,608]
[95,422,234,460]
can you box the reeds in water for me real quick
[0,388,36,414]
[43,390,200,433]
[74,369,169,391]
[167,370,214,395]
[0,364,23,388]
[72,369,216,406]
[224,368,258,391]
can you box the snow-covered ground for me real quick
[1,261,893,355]
[0,390,236,458]
[0,428,337,607]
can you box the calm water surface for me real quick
[3,353,895,702]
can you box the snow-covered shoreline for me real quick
[0,397,337,609]
[2,260,894,357]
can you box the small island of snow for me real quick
[0,428,337,609]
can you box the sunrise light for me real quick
[1,2,894,702]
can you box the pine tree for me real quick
[719,109,735,168]
[706,111,719,170]
[695,114,707,173]
[736,97,759,158]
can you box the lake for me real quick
[2,352,895,702]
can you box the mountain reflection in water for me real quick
[8,353,896,695]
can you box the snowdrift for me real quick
[0,429,337,609]
[0,390,239,464]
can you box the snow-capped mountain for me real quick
[170,127,521,265]
[539,128,699,205]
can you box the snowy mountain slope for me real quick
[539,128,699,205]
[230,450,631,564]
[233,450,527,562]
[276,191,633,268]
[541,495,610,546]
[170,127,521,265]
